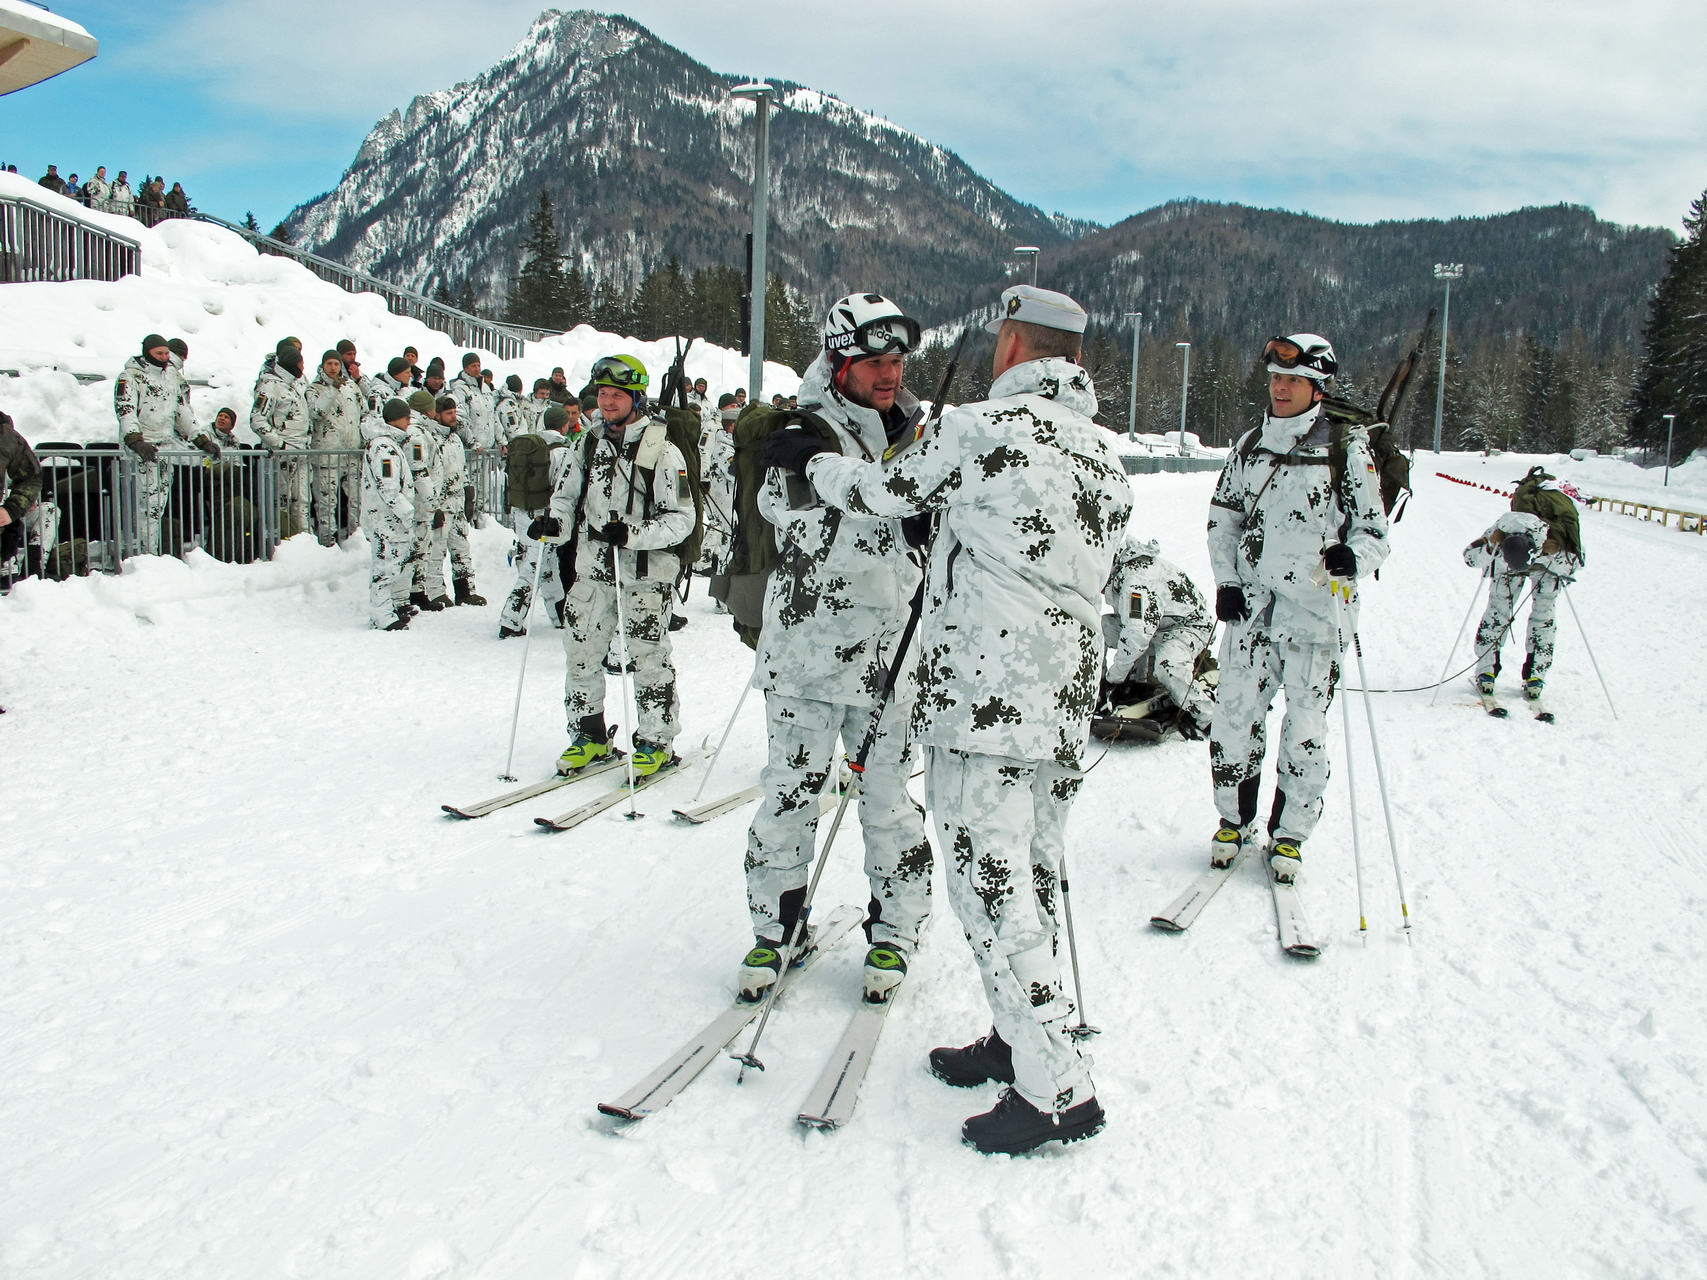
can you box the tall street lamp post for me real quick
[731,81,776,404]
[1664,413,1677,486]
[1175,341,1191,456]
[1125,311,1143,441]
[1431,262,1464,453]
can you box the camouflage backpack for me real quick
[723,402,840,648]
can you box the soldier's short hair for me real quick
[1006,318,1081,361]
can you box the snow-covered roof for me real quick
[0,0,97,96]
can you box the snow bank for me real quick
[0,171,796,447]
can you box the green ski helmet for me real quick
[589,354,649,396]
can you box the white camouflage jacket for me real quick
[447,371,498,451]
[1103,533,1213,683]
[1207,403,1389,644]
[359,417,413,533]
[547,412,693,587]
[306,368,365,450]
[403,413,440,518]
[1462,511,1579,584]
[807,357,1133,767]
[752,354,925,709]
[250,367,310,450]
[113,354,196,449]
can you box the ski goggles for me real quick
[1262,337,1336,378]
[826,314,922,357]
[589,356,647,389]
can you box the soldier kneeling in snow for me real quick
[1094,531,1216,742]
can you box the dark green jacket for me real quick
[0,413,42,521]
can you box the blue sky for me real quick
[5,0,1703,234]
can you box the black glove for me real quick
[463,486,477,522]
[432,511,446,530]
[526,516,562,541]
[589,519,629,547]
[1322,543,1357,578]
[1215,585,1250,623]
[193,434,221,460]
[763,428,832,476]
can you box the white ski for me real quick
[1270,878,1321,958]
[672,784,763,825]
[1150,850,1248,932]
[797,999,892,1130]
[533,754,699,832]
[441,755,628,819]
[597,906,862,1121]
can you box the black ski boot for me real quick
[382,608,411,632]
[928,1028,1015,1088]
[410,591,445,613]
[962,1088,1105,1155]
[498,625,525,639]
[454,577,487,607]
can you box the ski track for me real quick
[3,466,1706,1278]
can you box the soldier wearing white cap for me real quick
[764,282,1131,1155]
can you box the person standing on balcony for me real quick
[82,166,110,210]
[109,172,134,217]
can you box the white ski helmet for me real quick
[822,293,921,359]
[1263,333,1337,382]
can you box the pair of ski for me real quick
[672,767,923,826]
[440,752,697,831]
[597,906,889,1129]
[1149,849,1321,958]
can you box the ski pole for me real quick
[497,531,549,781]
[732,578,927,1082]
[1346,613,1412,934]
[1561,585,1618,719]
[1430,565,1491,706]
[1058,852,1099,1039]
[688,677,753,804]
[1331,595,1371,937]
[607,516,641,816]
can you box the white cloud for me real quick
[139,0,1707,230]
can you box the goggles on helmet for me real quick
[825,314,922,358]
[1262,336,1336,379]
[589,355,648,390]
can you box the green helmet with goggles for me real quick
[589,354,649,394]
[1263,333,1337,382]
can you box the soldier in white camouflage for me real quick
[114,334,200,555]
[770,284,1131,1156]
[735,294,934,1009]
[447,352,499,452]
[1205,333,1389,884]
[400,391,444,611]
[360,399,416,629]
[250,340,312,538]
[498,404,575,639]
[531,355,692,778]
[421,397,484,607]
[1464,497,1582,699]
[307,350,364,544]
[1097,531,1216,740]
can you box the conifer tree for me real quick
[1630,187,1707,460]
[506,192,570,330]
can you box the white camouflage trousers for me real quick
[366,527,411,627]
[1474,568,1568,683]
[136,459,172,555]
[500,509,565,632]
[925,745,1094,1113]
[277,452,311,539]
[744,692,932,949]
[1209,618,1341,843]
[561,575,679,745]
[415,514,473,597]
[1127,623,1214,726]
[313,456,359,543]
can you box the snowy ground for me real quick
[4,461,1704,1279]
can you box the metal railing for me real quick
[2,443,518,589]
[0,189,141,284]
[186,212,540,360]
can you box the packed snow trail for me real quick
[2,463,1705,1278]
